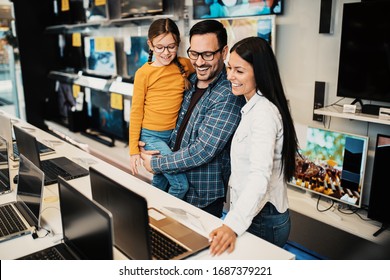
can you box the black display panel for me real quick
[337,2,390,103]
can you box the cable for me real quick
[316,195,334,212]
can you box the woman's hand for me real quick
[209,224,237,256]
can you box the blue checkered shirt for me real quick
[150,68,245,208]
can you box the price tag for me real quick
[110,93,123,110]
[72,84,81,98]
[72,33,82,47]
[61,0,70,12]
[95,37,115,52]
[95,0,106,6]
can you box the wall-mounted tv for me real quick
[120,0,163,18]
[84,36,117,77]
[290,127,369,208]
[193,0,283,19]
[337,2,390,107]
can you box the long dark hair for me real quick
[147,18,191,90]
[230,37,298,182]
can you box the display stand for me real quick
[81,130,115,147]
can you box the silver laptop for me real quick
[0,136,12,195]
[0,154,45,242]
[13,125,89,186]
[19,177,114,260]
[0,114,55,161]
[89,167,210,260]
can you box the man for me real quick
[141,20,245,218]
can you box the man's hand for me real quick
[138,141,160,174]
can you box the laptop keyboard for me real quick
[19,247,65,260]
[0,205,27,237]
[41,161,71,180]
[150,227,188,260]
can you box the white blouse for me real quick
[223,91,289,236]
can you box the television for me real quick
[367,134,390,236]
[120,0,163,18]
[124,36,149,79]
[193,0,283,19]
[290,127,369,208]
[221,15,275,52]
[60,33,85,72]
[84,36,117,77]
[337,2,390,110]
[87,89,128,142]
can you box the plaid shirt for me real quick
[151,68,245,208]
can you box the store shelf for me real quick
[314,106,390,125]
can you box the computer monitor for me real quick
[84,36,117,77]
[290,127,369,208]
[87,89,127,141]
[120,0,164,18]
[124,36,149,79]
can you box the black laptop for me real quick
[19,177,114,260]
[89,167,210,260]
[0,154,45,242]
[13,126,89,186]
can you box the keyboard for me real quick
[150,227,188,260]
[0,205,27,237]
[41,161,71,180]
[19,247,65,260]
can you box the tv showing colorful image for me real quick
[193,0,283,19]
[84,36,117,77]
[290,127,369,208]
[125,36,149,79]
[221,15,275,52]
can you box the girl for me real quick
[129,18,194,199]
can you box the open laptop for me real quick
[0,114,55,161]
[13,125,89,186]
[19,177,114,260]
[0,154,45,242]
[0,136,12,195]
[89,167,210,260]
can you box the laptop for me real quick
[0,154,45,242]
[0,114,55,161]
[0,136,12,195]
[89,167,210,260]
[19,177,114,260]
[13,125,89,186]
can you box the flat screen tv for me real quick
[337,2,390,106]
[87,89,127,141]
[290,127,369,208]
[120,0,163,18]
[367,134,390,235]
[124,36,149,79]
[193,0,283,19]
[84,36,117,77]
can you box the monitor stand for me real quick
[81,130,115,147]
[351,99,387,115]
[373,223,389,237]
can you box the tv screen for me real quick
[84,36,117,77]
[367,134,390,225]
[290,127,368,208]
[193,0,283,19]
[120,0,163,18]
[87,89,127,140]
[125,36,149,79]
[337,2,390,104]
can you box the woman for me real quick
[209,37,298,255]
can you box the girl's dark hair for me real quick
[230,37,298,182]
[148,18,191,90]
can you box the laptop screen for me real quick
[89,167,152,260]
[0,136,11,193]
[58,177,114,260]
[16,154,45,228]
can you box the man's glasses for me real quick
[152,43,178,53]
[186,47,223,61]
